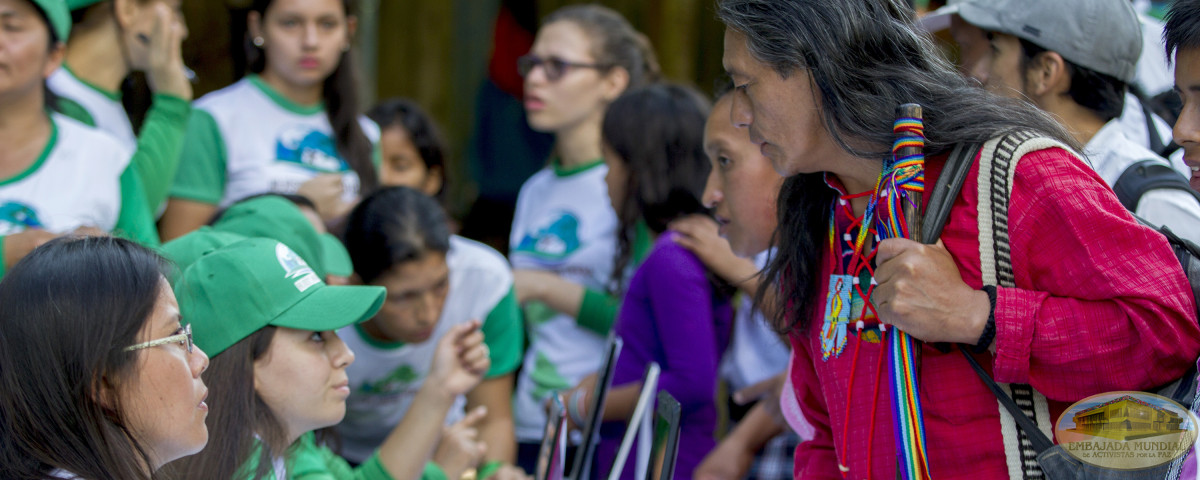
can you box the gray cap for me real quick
[944,0,1142,83]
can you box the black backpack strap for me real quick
[921,142,979,244]
[1142,96,1181,158]
[1113,159,1200,212]
[958,346,1055,454]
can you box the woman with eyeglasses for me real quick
[160,0,378,241]
[507,4,659,469]
[0,236,210,479]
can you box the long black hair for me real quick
[343,186,452,284]
[248,0,377,193]
[717,0,1077,333]
[0,236,166,480]
[601,83,718,292]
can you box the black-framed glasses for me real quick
[517,54,608,82]
[125,323,193,354]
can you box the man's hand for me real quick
[873,238,990,344]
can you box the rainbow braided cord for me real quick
[883,116,930,480]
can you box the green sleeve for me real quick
[287,432,396,480]
[114,167,161,247]
[576,288,620,335]
[169,108,226,205]
[0,235,7,280]
[53,96,96,126]
[421,462,448,480]
[481,286,524,378]
[575,223,652,335]
[131,93,191,211]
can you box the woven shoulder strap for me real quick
[975,130,1076,480]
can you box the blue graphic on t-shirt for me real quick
[513,212,582,262]
[0,201,43,235]
[275,126,349,173]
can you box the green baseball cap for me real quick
[214,196,338,279]
[30,0,71,43]
[320,233,354,277]
[176,238,385,357]
[64,0,101,10]
[160,227,247,280]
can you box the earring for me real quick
[253,37,264,47]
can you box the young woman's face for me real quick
[523,21,618,135]
[254,327,355,441]
[0,0,61,98]
[119,0,188,72]
[379,125,442,196]
[702,95,782,258]
[254,0,351,91]
[118,279,210,470]
[602,143,628,215]
[367,253,450,344]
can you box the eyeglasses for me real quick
[125,324,194,354]
[517,54,608,82]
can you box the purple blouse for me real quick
[596,232,733,479]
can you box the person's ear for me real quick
[601,66,631,102]
[95,375,120,412]
[424,166,444,198]
[247,11,264,46]
[344,15,357,52]
[1025,51,1068,98]
[113,0,139,30]
[43,42,65,79]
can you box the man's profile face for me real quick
[951,18,1027,100]
[1172,47,1200,191]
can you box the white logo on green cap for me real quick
[276,243,321,292]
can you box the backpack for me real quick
[924,132,1200,479]
[1112,158,1200,213]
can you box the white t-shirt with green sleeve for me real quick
[0,113,130,236]
[335,235,524,464]
[47,65,136,150]
[509,161,618,442]
[170,75,380,208]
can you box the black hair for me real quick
[0,236,166,480]
[601,83,716,291]
[366,98,449,200]
[1166,0,1200,63]
[343,186,452,284]
[717,0,1076,333]
[247,0,378,195]
[1017,38,1127,123]
[543,4,661,90]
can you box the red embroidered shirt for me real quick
[789,147,1200,479]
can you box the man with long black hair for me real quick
[718,0,1200,477]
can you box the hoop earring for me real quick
[253,37,264,47]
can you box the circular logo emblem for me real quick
[1055,391,1198,470]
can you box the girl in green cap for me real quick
[166,237,493,480]
[50,0,192,217]
[0,0,162,279]
[160,0,378,241]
